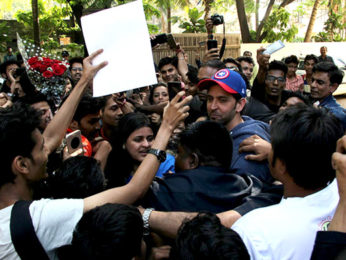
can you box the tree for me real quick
[173,7,206,33]
[304,0,321,42]
[235,0,298,43]
[32,0,40,46]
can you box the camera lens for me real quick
[71,137,80,149]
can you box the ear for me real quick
[12,156,30,176]
[69,120,79,131]
[236,98,247,113]
[273,157,287,178]
[188,153,199,169]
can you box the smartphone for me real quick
[66,130,83,154]
[207,40,218,50]
[167,34,178,50]
[263,40,285,55]
[151,33,168,47]
[168,81,181,90]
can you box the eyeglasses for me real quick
[266,75,285,83]
[71,67,83,72]
[226,66,239,72]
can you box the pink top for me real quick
[285,75,304,92]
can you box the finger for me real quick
[170,91,186,104]
[332,152,346,171]
[95,61,108,71]
[245,154,263,161]
[86,49,104,61]
[177,95,193,107]
[239,144,255,153]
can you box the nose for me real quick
[142,139,151,148]
[210,100,218,110]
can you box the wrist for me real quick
[142,208,155,235]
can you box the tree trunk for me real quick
[304,0,321,42]
[167,3,171,33]
[203,0,213,21]
[256,0,275,41]
[31,0,40,46]
[235,0,252,42]
[255,0,259,30]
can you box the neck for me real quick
[226,114,244,131]
[283,181,324,198]
[0,176,33,210]
[265,93,282,106]
[101,125,113,140]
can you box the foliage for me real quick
[313,12,346,42]
[173,7,206,33]
[0,22,12,52]
[261,7,298,43]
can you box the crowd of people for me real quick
[1,18,346,259]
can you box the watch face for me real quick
[149,149,166,162]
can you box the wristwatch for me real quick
[142,208,154,236]
[148,148,166,163]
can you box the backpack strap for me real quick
[10,200,49,260]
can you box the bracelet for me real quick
[142,208,154,236]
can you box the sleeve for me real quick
[251,78,266,100]
[232,219,272,260]
[310,231,346,260]
[233,184,283,216]
[30,199,84,251]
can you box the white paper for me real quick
[263,40,285,55]
[81,0,157,97]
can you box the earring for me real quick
[122,144,126,150]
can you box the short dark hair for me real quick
[0,60,20,74]
[284,55,299,65]
[179,121,232,169]
[268,60,288,77]
[0,104,41,187]
[186,65,199,85]
[236,56,254,65]
[312,62,344,85]
[271,104,344,190]
[68,203,143,260]
[304,54,318,64]
[34,156,105,199]
[158,56,178,71]
[222,58,241,71]
[285,91,311,106]
[73,95,103,122]
[170,212,250,260]
[202,59,227,70]
[69,57,84,70]
[16,92,56,114]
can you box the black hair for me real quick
[73,95,103,122]
[16,92,56,114]
[304,54,318,64]
[284,55,299,65]
[271,104,344,190]
[0,104,41,187]
[34,156,105,199]
[268,60,288,77]
[104,112,153,187]
[285,91,311,106]
[236,56,254,65]
[60,203,143,260]
[186,65,199,85]
[69,57,83,70]
[170,212,250,260]
[158,56,178,71]
[179,121,232,169]
[149,82,170,104]
[202,59,227,70]
[0,60,20,75]
[312,62,344,85]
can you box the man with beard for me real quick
[198,68,273,183]
[69,57,84,85]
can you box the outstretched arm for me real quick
[43,50,108,154]
[83,92,192,212]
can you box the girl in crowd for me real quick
[104,112,175,188]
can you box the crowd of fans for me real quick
[1,18,346,260]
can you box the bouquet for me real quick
[17,33,69,104]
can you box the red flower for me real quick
[28,56,38,65]
[42,70,54,78]
[51,64,66,76]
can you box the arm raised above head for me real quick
[83,91,192,213]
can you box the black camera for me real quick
[151,34,168,47]
[211,14,224,25]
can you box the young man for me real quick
[158,57,179,83]
[69,57,84,85]
[236,56,254,82]
[302,54,318,87]
[198,68,272,183]
[0,49,191,259]
[232,105,344,260]
[310,61,346,129]
[0,60,20,93]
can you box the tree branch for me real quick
[256,0,275,41]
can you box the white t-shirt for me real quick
[232,179,338,260]
[0,198,83,260]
